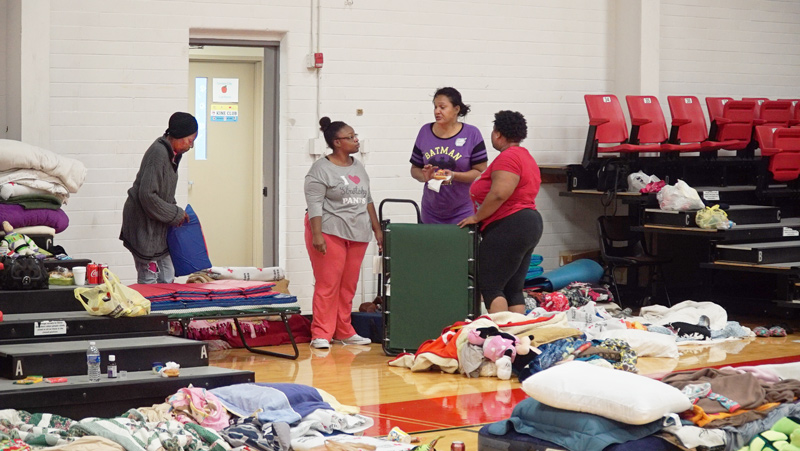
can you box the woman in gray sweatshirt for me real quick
[120,112,194,283]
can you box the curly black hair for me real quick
[493,110,527,142]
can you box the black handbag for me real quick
[597,159,627,193]
[0,255,49,290]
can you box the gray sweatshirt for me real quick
[119,137,186,260]
[304,156,374,242]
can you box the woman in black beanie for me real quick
[120,112,196,283]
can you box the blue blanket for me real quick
[210,383,332,425]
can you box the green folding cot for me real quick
[379,199,480,355]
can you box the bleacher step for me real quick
[0,285,86,315]
[0,366,254,419]
[0,312,169,344]
[715,241,800,264]
[644,205,780,228]
[0,336,209,380]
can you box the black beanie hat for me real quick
[166,112,198,139]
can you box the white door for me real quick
[188,61,259,267]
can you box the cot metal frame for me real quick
[174,307,301,360]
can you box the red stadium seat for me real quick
[583,95,662,161]
[755,126,800,182]
[626,95,701,152]
[743,97,769,118]
[706,97,733,123]
[756,100,793,127]
[710,99,756,151]
[781,99,800,125]
[666,96,739,151]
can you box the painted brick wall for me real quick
[0,1,7,140]
[42,1,615,313]
[660,0,800,99]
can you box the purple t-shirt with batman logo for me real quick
[410,123,487,224]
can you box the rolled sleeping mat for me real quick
[529,254,544,267]
[524,259,604,291]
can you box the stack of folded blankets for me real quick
[129,279,298,316]
[0,139,87,236]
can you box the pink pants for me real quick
[305,215,369,341]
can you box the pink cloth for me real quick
[640,180,666,193]
[719,365,781,383]
[304,214,368,341]
[167,386,230,431]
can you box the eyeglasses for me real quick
[335,134,358,141]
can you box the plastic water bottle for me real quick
[87,341,101,382]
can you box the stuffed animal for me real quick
[2,221,39,256]
[468,327,536,360]
[468,327,516,360]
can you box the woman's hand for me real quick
[312,233,327,255]
[421,164,436,182]
[458,215,479,228]
[441,169,454,185]
[374,229,384,254]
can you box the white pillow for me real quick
[597,328,679,358]
[522,361,691,425]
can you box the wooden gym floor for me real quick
[210,315,800,450]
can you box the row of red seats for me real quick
[584,94,800,156]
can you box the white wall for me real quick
[660,0,800,99]
[11,0,798,313]
[0,0,6,140]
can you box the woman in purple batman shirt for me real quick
[410,87,488,224]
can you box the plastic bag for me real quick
[74,268,151,317]
[657,180,705,211]
[627,171,660,193]
[167,204,213,277]
[696,205,734,230]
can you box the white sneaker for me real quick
[333,334,371,345]
[310,338,330,349]
[496,356,512,380]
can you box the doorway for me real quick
[187,42,279,267]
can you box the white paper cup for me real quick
[73,266,86,286]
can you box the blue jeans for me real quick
[133,253,175,284]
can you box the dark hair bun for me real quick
[319,117,332,132]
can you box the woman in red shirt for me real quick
[459,111,543,313]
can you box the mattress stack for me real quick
[129,279,299,316]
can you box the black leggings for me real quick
[478,209,543,309]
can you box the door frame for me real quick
[188,38,280,266]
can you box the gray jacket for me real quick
[119,137,185,260]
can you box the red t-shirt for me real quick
[469,146,540,230]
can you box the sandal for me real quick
[754,326,770,337]
[769,326,787,337]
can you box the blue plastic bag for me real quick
[167,204,213,277]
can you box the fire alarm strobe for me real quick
[307,52,324,69]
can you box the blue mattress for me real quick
[478,424,679,451]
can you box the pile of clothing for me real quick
[0,383,374,451]
[0,140,87,238]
